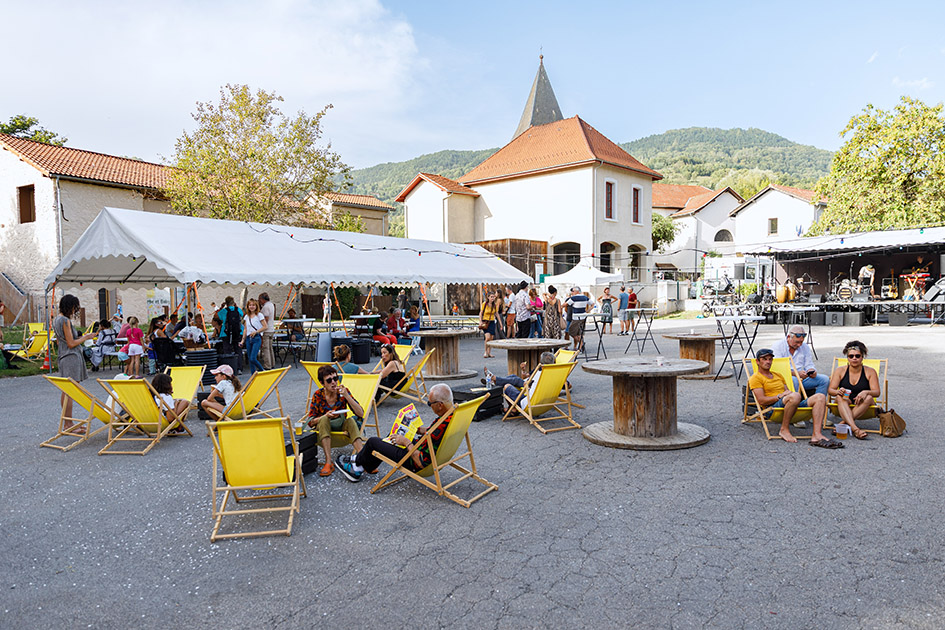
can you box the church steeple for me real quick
[512,55,564,140]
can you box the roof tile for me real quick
[323,192,393,211]
[395,172,479,202]
[652,183,713,209]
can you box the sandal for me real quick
[852,428,870,440]
[809,438,844,449]
[319,461,334,477]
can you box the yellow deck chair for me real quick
[207,417,306,542]
[501,362,580,434]
[370,395,498,507]
[375,348,434,406]
[741,357,820,440]
[165,365,205,421]
[827,357,888,435]
[553,349,585,409]
[207,367,290,422]
[12,332,49,362]
[41,376,113,451]
[371,343,413,371]
[27,322,46,336]
[300,373,382,446]
[300,361,335,391]
[97,378,193,455]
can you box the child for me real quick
[200,365,242,418]
[151,372,190,431]
[119,316,144,378]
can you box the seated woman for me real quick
[151,372,190,432]
[209,315,223,340]
[372,315,396,345]
[200,365,242,418]
[87,319,117,372]
[407,305,421,333]
[305,364,365,477]
[178,314,207,347]
[373,343,406,401]
[279,308,305,341]
[827,340,881,440]
[333,344,367,374]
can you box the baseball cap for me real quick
[211,364,234,377]
[755,348,774,359]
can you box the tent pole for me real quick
[330,282,348,336]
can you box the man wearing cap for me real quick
[749,348,837,447]
[772,325,828,397]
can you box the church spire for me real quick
[512,56,564,140]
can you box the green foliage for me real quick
[0,114,67,145]
[713,168,771,200]
[737,282,758,297]
[651,213,679,252]
[621,127,831,190]
[166,84,350,226]
[810,96,945,235]
[330,211,365,234]
[331,287,361,319]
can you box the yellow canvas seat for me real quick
[553,349,584,409]
[501,362,580,434]
[741,357,819,440]
[12,332,49,362]
[206,417,306,542]
[300,371,381,447]
[371,343,413,372]
[375,348,434,406]
[27,322,46,337]
[827,357,888,434]
[165,365,205,422]
[97,377,193,455]
[207,367,290,422]
[370,395,498,507]
[300,361,334,389]
[41,376,114,451]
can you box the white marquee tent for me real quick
[542,261,624,290]
[45,208,531,289]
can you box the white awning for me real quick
[542,262,624,289]
[45,207,531,289]
[739,225,945,255]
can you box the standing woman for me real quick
[528,288,544,338]
[543,286,562,339]
[597,287,618,334]
[240,298,267,374]
[479,290,499,357]
[53,295,96,432]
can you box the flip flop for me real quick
[809,438,844,449]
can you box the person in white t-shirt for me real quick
[241,298,268,374]
[258,292,276,370]
[151,372,190,432]
[200,364,242,417]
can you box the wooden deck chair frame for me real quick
[97,377,193,455]
[12,331,49,362]
[206,367,291,422]
[553,349,585,409]
[299,373,382,446]
[375,348,434,406]
[164,365,206,423]
[827,357,888,435]
[741,357,822,440]
[206,417,307,542]
[41,376,113,451]
[370,396,498,507]
[501,362,581,434]
[371,343,413,372]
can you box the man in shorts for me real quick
[617,286,631,335]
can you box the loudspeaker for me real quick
[924,278,945,301]
[826,312,844,326]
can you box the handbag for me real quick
[878,408,906,438]
[478,321,489,331]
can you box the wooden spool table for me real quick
[581,357,711,450]
[487,338,571,376]
[408,329,477,380]
[662,332,732,380]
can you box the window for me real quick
[18,185,35,224]
[632,188,641,223]
[605,182,614,220]
[768,218,778,235]
[714,229,733,242]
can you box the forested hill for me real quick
[347,127,833,235]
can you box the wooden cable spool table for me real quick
[486,337,571,376]
[408,329,477,380]
[662,332,731,380]
[581,357,710,450]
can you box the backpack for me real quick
[224,307,241,342]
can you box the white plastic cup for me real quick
[656,356,664,366]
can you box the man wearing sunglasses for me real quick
[773,325,829,398]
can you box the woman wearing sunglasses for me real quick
[827,340,881,440]
[306,364,365,476]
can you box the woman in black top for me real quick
[373,343,405,401]
[827,340,881,440]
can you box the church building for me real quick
[396,59,661,281]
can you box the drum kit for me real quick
[777,276,819,303]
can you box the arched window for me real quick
[714,229,733,242]
[552,242,581,275]
[600,242,618,273]
[627,244,646,282]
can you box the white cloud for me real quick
[892,76,933,90]
[867,51,878,63]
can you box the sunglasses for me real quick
[846,353,862,359]
[323,375,339,383]
[791,333,807,338]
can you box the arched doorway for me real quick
[600,242,618,273]
[627,244,646,282]
[552,242,580,275]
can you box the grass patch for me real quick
[1,325,56,378]
[657,310,705,320]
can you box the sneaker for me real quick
[318,460,334,477]
[336,455,362,482]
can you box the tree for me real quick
[713,168,772,200]
[0,114,67,145]
[810,96,945,235]
[651,212,679,252]
[165,84,351,226]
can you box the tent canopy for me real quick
[45,207,531,289]
[542,261,624,290]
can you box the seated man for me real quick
[772,325,828,398]
[749,348,837,448]
[386,308,407,341]
[279,308,305,341]
[336,383,455,482]
[483,351,556,409]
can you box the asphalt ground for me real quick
[1,319,943,629]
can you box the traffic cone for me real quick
[41,354,50,372]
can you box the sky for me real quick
[2,0,944,169]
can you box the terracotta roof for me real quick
[395,172,479,202]
[652,183,713,209]
[323,192,393,211]
[0,133,171,190]
[671,187,744,218]
[729,184,824,217]
[460,116,662,184]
